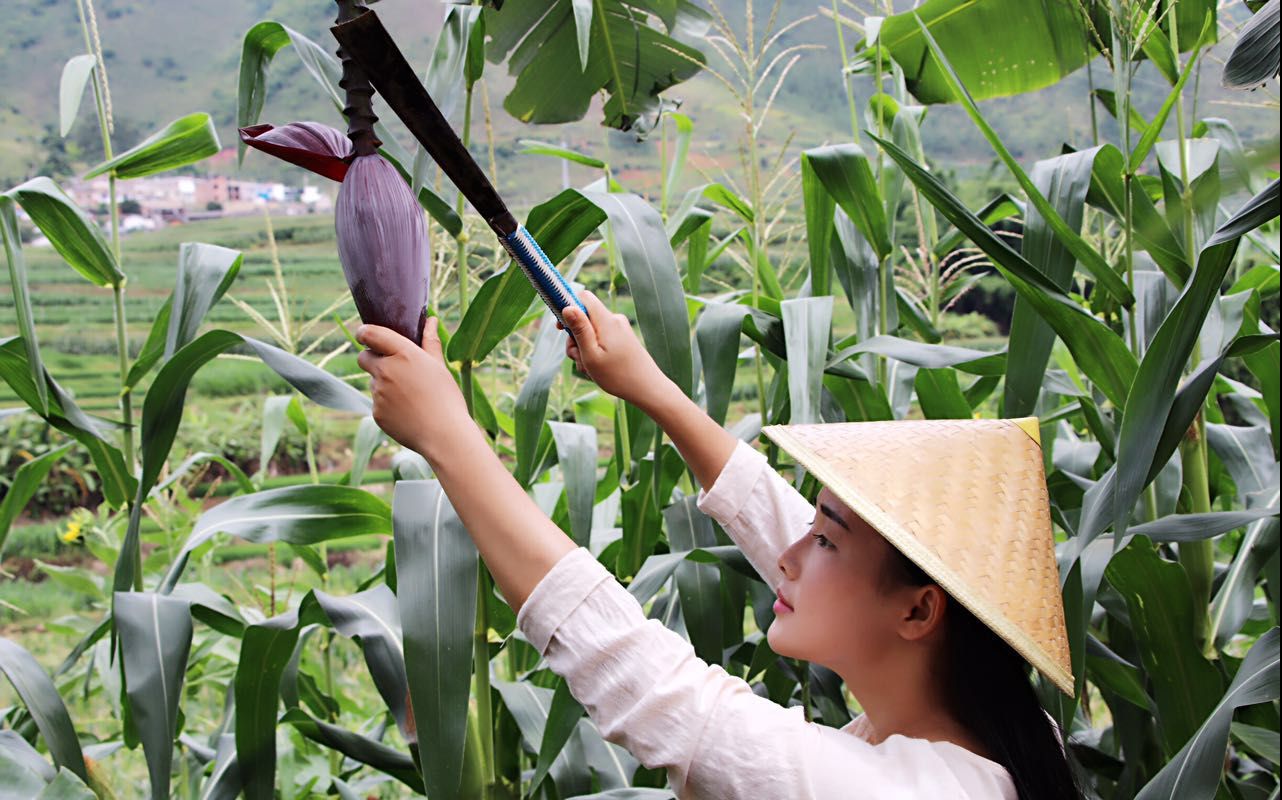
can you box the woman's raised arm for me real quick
[561,293,813,585]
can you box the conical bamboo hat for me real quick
[762,417,1073,695]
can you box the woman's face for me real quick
[767,487,907,676]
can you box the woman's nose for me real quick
[777,535,801,579]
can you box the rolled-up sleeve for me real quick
[695,439,815,589]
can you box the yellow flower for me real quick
[59,521,83,543]
[59,507,93,543]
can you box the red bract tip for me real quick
[238,122,354,182]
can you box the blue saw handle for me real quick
[498,226,588,329]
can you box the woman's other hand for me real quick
[559,290,674,411]
[355,318,472,459]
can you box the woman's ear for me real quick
[897,584,948,642]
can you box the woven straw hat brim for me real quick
[763,419,1074,696]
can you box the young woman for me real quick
[355,290,1082,799]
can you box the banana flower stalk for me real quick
[238,2,428,346]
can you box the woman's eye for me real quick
[811,532,834,550]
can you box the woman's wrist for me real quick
[414,413,487,468]
[636,377,697,429]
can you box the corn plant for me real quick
[2,0,1278,798]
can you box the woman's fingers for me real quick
[421,317,444,360]
[356,324,406,357]
[578,289,611,322]
[356,348,380,374]
[561,299,600,357]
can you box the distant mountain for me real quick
[2,0,1275,198]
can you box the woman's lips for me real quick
[773,594,793,614]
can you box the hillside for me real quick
[1,0,1275,196]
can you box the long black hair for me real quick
[880,548,1083,800]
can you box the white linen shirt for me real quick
[516,439,1018,799]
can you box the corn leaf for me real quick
[0,736,53,796]
[801,153,836,297]
[515,314,567,487]
[1211,490,1281,647]
[0,638,88,783]
[494,680,592,796]
[235,604,323,800]
[197,735,240,800]
[0,338,132,508]
[831,335,1005,376]
[694,303,749,427]
[124,243,241,391]
[84,113,220,180]
[548,421,598,549]
[1244,340,1280,457]
[1129,28,1208,172]
[158,485,391,593]
[1207,423,1278,502]
[1222,0,1280,89]
[0,197,46,415]
[5,177,122,288]
[1136,628,1279,798]
[58,54,96,138]
[349,415,385,488]
[1005,148,1096,417]
[1087,145,1190,286]
[663,112,695,213]
[280,708,423,792]
[528,678,586,796]
[781,297,833,425]
[1105,537,1224,755]
[519,139,607,169]
[392,480,478,800]
[1155,140,1222,254]
[830,210,883,382]
[619,444,685,580]
[665,495,724,665]
[34,769,96,799]
[311,586,411,737]
[114,592,193,800]
[804,144,891,260]
[914,368,971,419]
[165,244,243,358]
[412,4,485,196]
[424,4,485,121]
[0,444,71,557]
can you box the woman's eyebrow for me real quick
[818,503,851,531]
